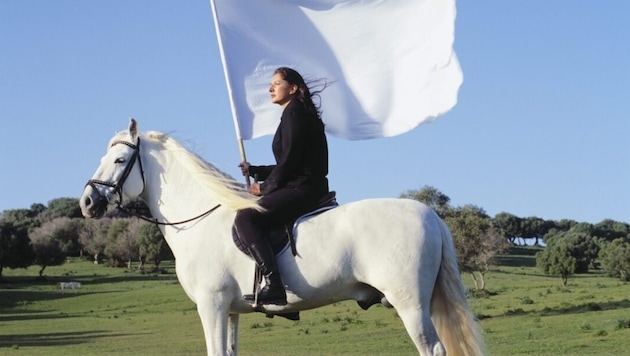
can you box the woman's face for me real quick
[269,73,296,108]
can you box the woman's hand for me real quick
[238,161,250,177]
[248,182,262,196]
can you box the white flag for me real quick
[210,0,462,140]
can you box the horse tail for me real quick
[430,218,486,356]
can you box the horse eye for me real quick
[115,157,126,164]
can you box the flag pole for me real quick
[209,0,250,187]
[237,138,251,187]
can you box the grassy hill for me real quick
[1,248,629,355]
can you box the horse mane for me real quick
[133,131,262,212]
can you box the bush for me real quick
[600,239,630,281]
[521,296,534,305]
[616,318,630,329]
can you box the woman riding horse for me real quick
[235,67,330,305]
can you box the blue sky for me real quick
[1,1,628,224]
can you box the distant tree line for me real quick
[401,186,630,287]
[0,198,172,278]
[3,189,629,287]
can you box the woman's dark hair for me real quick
[274,67,329,119]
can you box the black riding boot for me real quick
[243,241,287,305]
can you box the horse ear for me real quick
[128,117,138,140]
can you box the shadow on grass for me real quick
[490,268,557,279]
[494,255,537,268]
[480,299,630,321]
[0,272,178,289]
[506,246,543,256]
[89,274,178,285]
[0,330,149,348]
[492,246,544,268]
[538,298,630,316]
[0,290,127,310]
[0,311,80,323]
[494,246,542,267]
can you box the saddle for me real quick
[232,191,338,258]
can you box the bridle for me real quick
[85,138,221,226]
[86,138,146,207]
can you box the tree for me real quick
[40,198,82,221]
[493,212,521,245]
[36,217,81,256]
[79,218,111,264]
[29,203,47,216]
[444,205,508,290]
[568,232,600,271]
[2,208,41,233]
[593,219,630,242]
[137,223,171,272]
[103,219,129,267]
[0,220,34,276]
[599,238,630,281]
[544,228,599,272]
[400,185,451,218]
[569,222,594,235]
[536,230,599,284]
[520,216,553,246]
[400,187,509,290]
[104,219,140,268]
[536,238,576,286]
[554,219,578,232]
[29,219,69,277]
[474,227,510,289]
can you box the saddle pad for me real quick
[232,203,338,258]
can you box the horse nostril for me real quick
[83,196,92,208]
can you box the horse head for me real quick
[80,118,146,218]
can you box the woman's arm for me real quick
[248,165,275,181]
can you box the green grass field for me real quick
[1,249,629,355]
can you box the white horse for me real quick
[79,119,484,356]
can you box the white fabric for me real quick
[211,0,462,140]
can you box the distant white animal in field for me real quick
[58,282,81,293]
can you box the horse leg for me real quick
[389,297,446,356]
[227,313,239,355]
[196,301,229,356]
[381,259,445,355]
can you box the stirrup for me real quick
[243,292,287,306]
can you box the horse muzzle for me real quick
[80,186,109,218]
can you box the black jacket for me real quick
[249,99,329,196]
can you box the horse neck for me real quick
[140,144,221,224]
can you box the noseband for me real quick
[86,138,146,207]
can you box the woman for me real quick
[236,67,329,305]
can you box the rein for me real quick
[86,137,221,226]
[116,203,221,226]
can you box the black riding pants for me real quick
[235,186,322,247]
